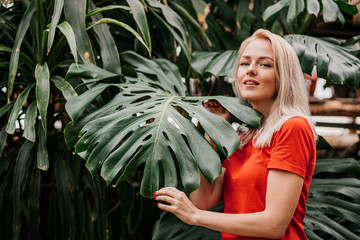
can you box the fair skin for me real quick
[154,38,304,239]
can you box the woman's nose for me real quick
[246,63,257,75]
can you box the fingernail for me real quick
[154,196,157,200]
[153,191,157,195]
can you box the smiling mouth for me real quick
[244,80,259,85]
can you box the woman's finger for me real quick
[154,194,177,205]
[154,187,180,199]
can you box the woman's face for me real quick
[237,38,277,115]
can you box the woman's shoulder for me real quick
[278,116,314,137]
[270,116,316,150]
[282,116,310,128]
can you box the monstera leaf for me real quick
[304,158,360,239]
[64,51,261,198]
[191,50,238,78]
[285,35,360,89]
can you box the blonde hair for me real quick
[233,29,317,149]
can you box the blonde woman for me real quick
[154,29,317,240]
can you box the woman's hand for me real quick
[203,100,231,122]
[154,187,200,226]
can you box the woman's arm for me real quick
[189,167,225,210]
[155,169,303,239]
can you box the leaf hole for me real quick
[162,131,169,141]
[131,145,142,160]
[167,146,180,180]
[143,134,152,141]
[222,147,228,157]
[130,90,156,94]
[146,118,155,124]
[180,98,199,104]
[130,95,151,104]
[116,131,134,149]
[115,105,124,111]
[181,134,192,155]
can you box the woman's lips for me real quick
[243,79,259,85]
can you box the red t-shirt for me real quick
[221,117,316,239]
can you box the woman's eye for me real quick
[261,63,271,67]
[240,62,249,66]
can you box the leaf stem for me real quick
[296,12,314,35]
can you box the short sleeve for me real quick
[268,117,315,179]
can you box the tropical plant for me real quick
[1,0,360,239]
[0,0,155,239]
[63,52,261,198]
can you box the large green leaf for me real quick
[64,55,261,198]
[7,0,36,99]
[6,83,35,134]
[334,0,359,15]
[12,140,35,240]
[321,0,339,22]
[169,0,212,47]
[86,17,150,55]
[126,0,152,54]
[37,123,49,170]
[0,45,35,69]
[310,178,360,199]
[64,0,95,63]
[0,100,14,118]
[88,0,121,74]
[47,0,64,53]
[0,126,7,158]
[306,0,320,17]
[120,50,187,95]
[54,154,75,239]
[287,0,305,23]
[51,76,78,101]
[191,50,238,78]
[35,63,50,133]
[285,35,360,89]
[67,79,260,198]
[147,0,191,62]
[86,4,131,17]
[305,157,360,239]
[307,197,360,225]
[23,101,37,142]
[64,63,121,122]
[262,0,290,22]
[304,214,360,240]
[313,158,360,176]
[28,164,41,240]
[147,0,189,46]
[152,204,222,240]
[57,21,78,65]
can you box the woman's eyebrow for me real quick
[241,55,274,61]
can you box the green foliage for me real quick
[305,158,360,239]
[285,35,360,89]
[152,204,223,239]
[64,52,261,198]
[0,0,160,239]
